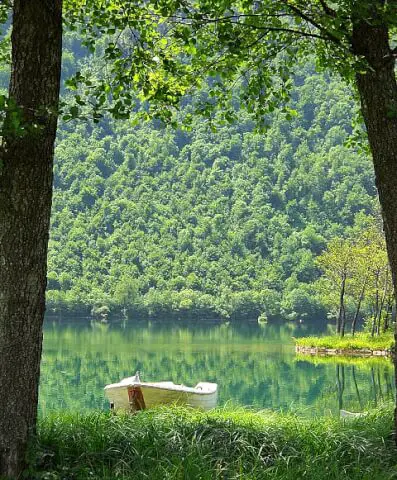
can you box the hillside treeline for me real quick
[45,36,376,321]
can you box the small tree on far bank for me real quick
[316,238,352,336]
[316,216,392,337]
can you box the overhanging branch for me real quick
[281,1,343,45]
[319,0,337,18]
[233,23,331,41]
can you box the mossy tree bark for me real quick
[351,14,397,443]
[0,0,62,477]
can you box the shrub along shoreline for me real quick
[31,407,396,480]
[295,332,394,357]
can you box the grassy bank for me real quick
[31,407,396,479]
[295,332,394,352]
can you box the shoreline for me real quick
[295,345,393,357]
[294,332,394,358]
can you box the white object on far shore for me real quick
[104,371,218,412]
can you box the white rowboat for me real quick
[104,372,218,412]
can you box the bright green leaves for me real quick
[63,1,199,124]
[0,0,393,132]
[0,95,41,137]
[60,0,395,131]
[316,213,392,334]
[61,1,321,127]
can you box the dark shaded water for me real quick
[39,318,394,416]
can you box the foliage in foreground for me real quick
[295,332,394,351]
[32,407,396,480]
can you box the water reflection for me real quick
[39,318,395,416]
[295,356,394,414]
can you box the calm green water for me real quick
[39,319,395,416]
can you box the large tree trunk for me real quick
[0,1,62,477]
[352,16,397,443]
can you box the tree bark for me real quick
[352,13,397,445]
[0,1,62,477]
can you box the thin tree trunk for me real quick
[352,11,397,446]
[377,271,389,335]
[371,271,380,337]
[337,274,346,335]
[0,1,62,477]
[351,277,367,336]
[340,303,347,338]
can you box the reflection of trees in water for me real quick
[352,366,362,409]
[336,363,394,412]
[371,367,378,406]
[336,365,344,410]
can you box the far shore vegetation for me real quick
[295,214,395,353]
[32,406,396,480]
[314,215,393,338]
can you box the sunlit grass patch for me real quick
[31,406,397,479]
[295,332,394,352]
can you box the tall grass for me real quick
[295,332,394,351]
[31,406,397,479]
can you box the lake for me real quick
[39,318,395,416]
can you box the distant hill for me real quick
[46,35,375,321]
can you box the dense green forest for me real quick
[38,34,376,320]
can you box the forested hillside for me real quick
[45,35,376,320]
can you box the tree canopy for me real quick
[60,1,395,129]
